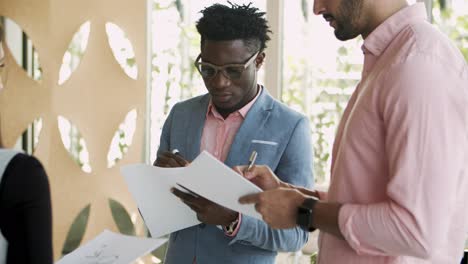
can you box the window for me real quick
[282,1,362,187]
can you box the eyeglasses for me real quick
[194,51,259,80]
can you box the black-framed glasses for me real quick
[194,51,259,80]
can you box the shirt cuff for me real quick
[338,203,385,256]
[224,213,242,237]
[338,204,357,247]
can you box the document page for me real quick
[183,151,263,218]
[121,151,262,238]
[56,230,167,264]
[121,165,200,238]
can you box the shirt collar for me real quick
[206,85,262,119]
[363,3,427,56]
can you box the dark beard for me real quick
[334,0,364,41]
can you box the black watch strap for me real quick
[296,197,318,232]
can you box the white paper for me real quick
[56,230,167,264]
[121,151,262,238]
[121,165,201,238]
[182,152,263,218]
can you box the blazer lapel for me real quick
[185,95,210,161]
[225,88,274,166]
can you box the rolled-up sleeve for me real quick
[338,55,468,258]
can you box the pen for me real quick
[245,150,258,173]
[171,149,180,155]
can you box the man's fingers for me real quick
[171,188,205,212]
[239,193,260,204]
[172,154,189,166]
[232,166,257,181]
[186,202,202,212]
[154,152,189,167]
[164,155,182,167]
[254,203,262,212]
[247,165,269,180]
[154,155,175,167]
[172,187,208,205]
[232,166,244,175]
[171,187,197,201]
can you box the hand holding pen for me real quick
[244,150,258,173]
[233,151,284,191]
[153,148,189,167]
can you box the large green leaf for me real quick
[108,198,135,236]
[61,204,91,256]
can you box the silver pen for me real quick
[245,150,258,172]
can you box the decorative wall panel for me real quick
[0,0,147,260]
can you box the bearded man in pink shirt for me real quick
[239,1,468,263]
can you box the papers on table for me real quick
[121,151,262,238]
[56,230,167,264]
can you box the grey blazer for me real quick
[158,88,314,264]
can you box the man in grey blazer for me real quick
[154,3,314,263]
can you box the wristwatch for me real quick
[296,197,318,232]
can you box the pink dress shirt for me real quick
[318,4,468,264]
[200,86,262,237]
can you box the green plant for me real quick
[433,1,468,61]
[310,251,318,264]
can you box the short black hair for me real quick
[196,2,271,53]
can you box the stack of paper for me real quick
[121,151,262,238]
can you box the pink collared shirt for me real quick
[318,4,468,264]
[200,86,262,237]
[201,87,261,162]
